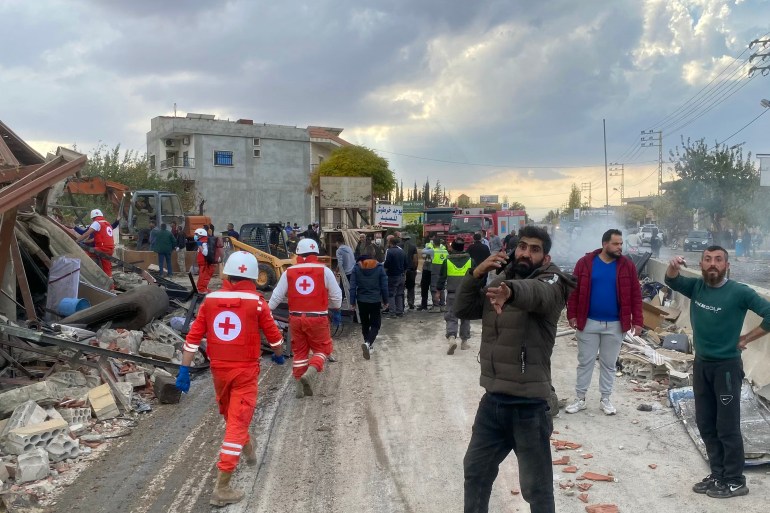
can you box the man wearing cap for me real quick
[269,238,342,398]
[76,209,115,278]
[177,251,284,506]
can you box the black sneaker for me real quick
[408,304,415,310]
[707,480,749,499]
[693,474,719,494]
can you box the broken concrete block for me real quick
[68,423,87,436]
[45,433,81,462]
[151,367,173,383]
[0,462,8,484]
[47,371,88,388]
[0,400,48,439]
[0,382,59,417]
[45,407,64,422]
[16,448,50,484]
[56,407,91,426]
[154,374,181,404]
[5,418,69,454]
[668,369,691,388]
[88,384,119,420]
[124,371,146,388]
[138,340,175,361]
[114,382,133,408]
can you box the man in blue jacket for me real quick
[350,255,388,360]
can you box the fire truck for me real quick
[422,207,459,240]
[446,208,527,248]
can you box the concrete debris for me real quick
[97,328,144,353]
[87,384,119,421]
[144,321,186,349]
[16,448,50,484]
[5,418,68,455]
[154,375,181,404]
[0,382,59,417]
[111,271,146,291]
[123,371,147,388]
[113,382,134,407]
[0,401,48,439]
[45,433,81,462]
[138,340,175,362]
[56,407,92,426]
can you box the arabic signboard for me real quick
[375,203,403,227]
[479,194,499,204]
[319,177,372,209]
[402,200,424,213]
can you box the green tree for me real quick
[423,179,432,207]
[618,204,647,228]
[541,209,560,224]
[668,138,757,233]
[567,183,582,211]
[432,180,443,206]
[457,195,471,208]
[508,201,526,211]
[309,145,395,197]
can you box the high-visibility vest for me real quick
[447,256,471,276]
[431,244,448,265]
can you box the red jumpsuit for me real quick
[196,236,215,293]
[275,257,339,380]
[184,279,283,472]
[91,216,114,277]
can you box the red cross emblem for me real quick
[213,311,242,341]
[294,276,315,295]
[310,244,316,250]
[238,264,248,273]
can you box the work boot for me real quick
[210,470,244,507]
[460,339,470,350]
[243,440,257,466]
[447,336,458,355]
[300,366,318,396]
[295,379,305,398]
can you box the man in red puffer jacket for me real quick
[566,229,643,416]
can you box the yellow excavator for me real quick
[222,223,294,290]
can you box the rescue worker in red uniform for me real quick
[269,238,342,398]
[176,251,285,507]
[194,227,216,293]
[75,209,115,279]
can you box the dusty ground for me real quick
[49,294,770,512]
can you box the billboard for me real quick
[479,194,499,203]
[375,203,403,227]
[319,177,372,209]
[403,212,423,225]
[760,154,770,186]
[402,200,424,213]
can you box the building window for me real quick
[149,155,156,169]
[253,149,261,158]
[253,138,260,146]
[213,151,233,166]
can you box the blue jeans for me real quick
[464,394,554,513]
[157,252,172,277]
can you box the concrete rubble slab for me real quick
[0,400,47,439]
[55,407,91,426]
[0,382,59,417]
[124,371,146,388]
[16,448,50,484]
[154,375,181,404]
[114,382,133,407]
[5,418,68,455]
[88,384,119,421]
[138,340,175,361]
[45,433,80,462]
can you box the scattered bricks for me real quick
[563,466,578,473]
[552,456,570,465]
[558,480,575,489]
[0,400,48,439]
[124,371,147,388]
[138,340,175,361]
[45,433,81,462]
[578,493,589,503]
[585,504,619,513]
[578,472,615,482]
[577,483,593,491]
[582,454,594,459]
[5,418,69,455]
[88,384,119,421]
[16,448,50,484]
[552,439,582,450]
[0,382,59,417]
[154,374,181,404]
[56,407,91,426]
[648,464,657,469]
[510,489,520,495]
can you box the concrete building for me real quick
[147,114,318,232]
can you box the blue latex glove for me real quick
[271,354,285,365]
[175,366,191,393]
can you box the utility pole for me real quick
[581,182,592,209]
[748,38,770,77]
[641,129,663,195]
[608,162,624,205]
[603,119,609,214]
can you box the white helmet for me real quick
[90,209,103,219]
[296,238,319,255]
[223,251,259,279]
[194,228,207,237]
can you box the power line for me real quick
[717,108,770,146]
[371,148,608,169]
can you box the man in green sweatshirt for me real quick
[665,246,770,499]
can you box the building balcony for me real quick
[160,157,195,170]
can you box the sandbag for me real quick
[60,284,169,330]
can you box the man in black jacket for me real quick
[383,237,408,317]
[399,233,418,309]
[454,226,576,513]
[466,232,491,267]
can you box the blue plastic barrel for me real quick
[57,297,91,317]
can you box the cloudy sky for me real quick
[2,0,769,219]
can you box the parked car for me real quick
[683,230,713,252]
[640,224,659,246]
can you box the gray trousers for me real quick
[387,274,406,314]
[444,294,470,339]
[575,319,623,399]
